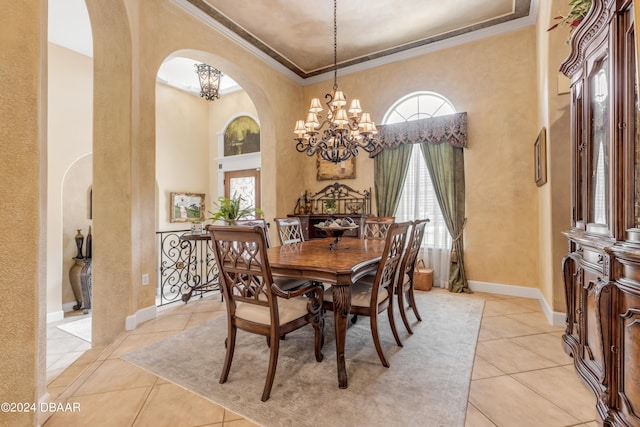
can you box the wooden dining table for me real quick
[266,236,386,389]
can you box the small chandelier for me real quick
[293,0,378,163]
[195,63,222,101]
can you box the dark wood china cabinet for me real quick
[561,0,640,425]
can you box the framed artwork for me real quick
[316,154,356,181]
[170,192,205,223]
[224,116,260,156]
[534,127,547,187]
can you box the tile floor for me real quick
[43,289,600,427]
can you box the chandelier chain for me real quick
[333,0,338,91]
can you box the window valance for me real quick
[370,112,467,157]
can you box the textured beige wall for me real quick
[536,0,572,312]
[156,83,210,231]
[301,28,541,289]
[0,0,46,423]
[48,42,93,312]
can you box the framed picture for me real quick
[224,116,260,156]
[316,154,356,181]
[170,192,205,223]
[534,127,547,187]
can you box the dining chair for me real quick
[227,219,307,292]
[274,217,305,245]
[208,225,325,401]
[363,216,395,240]
[323,221,410,368]
[396,218,429,334]
[231,219,271,247]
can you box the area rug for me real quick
[122,292,484,427]
[56,316,91,343]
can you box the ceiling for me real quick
[179,0,535,79]
[48,0,536,95]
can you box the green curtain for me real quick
[373,144,413,216]
[419,142,470,293]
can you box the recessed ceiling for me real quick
[48,0,535,92]
[181,0,533,79]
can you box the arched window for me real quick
[382,92,454,288]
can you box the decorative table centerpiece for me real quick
[314,217,358,250]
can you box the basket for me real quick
[413,259,433,291]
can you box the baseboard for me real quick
[46,310,64,324]
[62,301,77,313]
[468,280,566,327]
[125,305,157,331]
[38,391,52,426]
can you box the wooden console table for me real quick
[291,182,371,239]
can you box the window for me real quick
[382,92,455,286]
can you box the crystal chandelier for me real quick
[293,0,379,163]
[194,63,222,101]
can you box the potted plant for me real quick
[324,199,337,214]
[548,0,591,32]
[209,193,264,224]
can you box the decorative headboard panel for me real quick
[305,182,372,215]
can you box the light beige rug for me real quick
[123,292,484,427]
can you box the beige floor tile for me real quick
[475,339,557,374]
[73,359,158,396]
[43,386,150,427]
[471,356,505,380]
[224,410,245,422]
[465,403,497,427]
[220,419,261,427]
[47,351,88,372]
[478,315,547,341]
[133,382,225,426]
[71,346,106,366]
[132,313,193,334]
[584,421,600,427]
[513,366,599,423]
[469,376,580,427]
[507,297,543,312]
[47,364,90,389]
[506,311,563,333]
[510,333,574,366]
[482,299,539,317]
[107,331,177,359]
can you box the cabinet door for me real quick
[581,268,606,378]
[616,286,640,425]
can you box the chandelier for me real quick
[293,0,379,163]
[194,63,222,101]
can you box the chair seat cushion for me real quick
[236,296,309,326]
[323,280,388,308]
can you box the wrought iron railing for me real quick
[155,229,219,307]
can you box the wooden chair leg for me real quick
[370,314,390,368]
[219,325,237,384]
[407,286,422,321]
[313,314,324,362]
[261,330,280,402]
[397,288,414,334]
[387,295,403,347]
